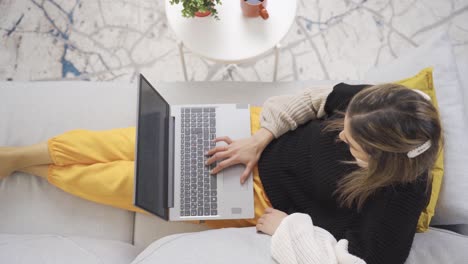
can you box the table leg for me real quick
[229,64,246,81]
[178,41,188,81]
[273,44,281,81]
[210,64,246,81]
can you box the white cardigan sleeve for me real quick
[260,86,333,138]
[271,213,366,264]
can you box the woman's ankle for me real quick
[1,143,52,179]
[12,142,53,169]
[0,147,21,179]
[18,165,49,179]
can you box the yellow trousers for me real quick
[47,126,272,228]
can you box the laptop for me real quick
[134,74,254,221]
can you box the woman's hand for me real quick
[256,207,288,236]
[205,128,274,184]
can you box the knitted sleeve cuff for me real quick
[271,213,366,264]
[260,86,333,139]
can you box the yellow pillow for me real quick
[395,67,443,232]
[249,67,443,232]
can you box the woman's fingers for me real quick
[240,164,253,184]
[205,147,231,165]
[256,223,263,232]
[206,136,232,156]
[204,135,262,176]
[211,158,236,174]
[206,145,229,157]
[256,214,268,233]
[214,136,233,144]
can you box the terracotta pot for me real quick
[241,0,269,20]
[194,10,212,17]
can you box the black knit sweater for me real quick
[258,83,429,264]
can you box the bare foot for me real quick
[0,147,19,180]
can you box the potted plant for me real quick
[169,0,222,19]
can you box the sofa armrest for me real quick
[432,224,468,236]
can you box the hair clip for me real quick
[412,89,431,101]
[407,140,432,158]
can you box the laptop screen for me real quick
[135,74,170,219]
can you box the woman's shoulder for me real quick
[388,171,429,195]
[367,171,430,211]
[324,83,372,115]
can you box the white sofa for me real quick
[2,31,468,264]
[1,79,468,263]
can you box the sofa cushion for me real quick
[131,228,273,264]
[0,234,139,264]
[130,227,468,264]
[0,82,137,242]
[407,227,468,263]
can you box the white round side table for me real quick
[165,0,297,81]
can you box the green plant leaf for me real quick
[169,0,221,19]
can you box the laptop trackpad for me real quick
[222,165,247,192]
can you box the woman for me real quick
[0,83,441,264]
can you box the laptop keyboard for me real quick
[180,107,218,217]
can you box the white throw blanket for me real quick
[271,213,366,264]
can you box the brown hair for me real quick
[325,84,442,210]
